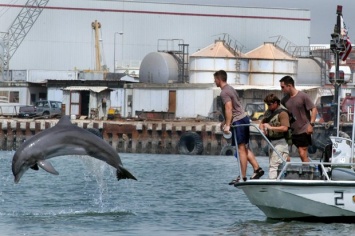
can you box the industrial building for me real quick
[0,1,344,120]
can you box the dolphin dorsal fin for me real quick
[57,115,73,126]
[37,160,59,175]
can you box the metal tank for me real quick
[246,42,297,86]
[297,58,323,85]
[189,40,248,84]
[139,52,178,83]
[329,65,351,85]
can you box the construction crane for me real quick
[0,0,49,80]
[91,20,107,72]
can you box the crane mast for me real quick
[92,20,102,71]
[91,20,108,72]
[0,0,49,80]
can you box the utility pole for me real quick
[330,5,351,136]
[114,32,123,73]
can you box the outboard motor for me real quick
[321,143,332,163]
[330,136,355,180]
[311,131,332,155]
[330,136,352,164]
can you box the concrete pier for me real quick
[0,118,233,155]
[0,118,349,157]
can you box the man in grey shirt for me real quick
[214,70,264,183]
[279,76,318,162]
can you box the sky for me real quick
[125,0,355,44]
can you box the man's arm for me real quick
[310,107,318,123]
[306,107,318,134]
[223,101,233,133]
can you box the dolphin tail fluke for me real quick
[116,166,137,181]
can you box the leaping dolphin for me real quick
[12,116,137,183]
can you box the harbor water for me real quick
[0,152,353,235]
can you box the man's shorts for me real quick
[231,116,250,146]
[292,133,312,148]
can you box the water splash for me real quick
[78,156,112,209]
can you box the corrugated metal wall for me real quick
[0,0,310,71]
[110,88,125,108]
[176,89,214,118]
[27,70,77,82]
[47,87,64,101]
[132,89,169,114]
[130,88,214,118]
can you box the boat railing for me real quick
[276,161,355,181]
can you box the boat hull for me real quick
[235,180,355,220]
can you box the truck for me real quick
[244,102,268,120]
[19,100,62,118]
[317,95,355,122]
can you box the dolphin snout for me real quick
[12,159,28,184]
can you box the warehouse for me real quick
[0,0,311,72]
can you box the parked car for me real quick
[19,100,62,118]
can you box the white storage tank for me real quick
[297,58,323,85]
[139,52,178,83]
[246,42,297,86]
[329,65,351,84]
[189,40,248,84]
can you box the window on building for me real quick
[9,91,19,103]
[0,91,20,103]
[39,93,47,100]
[0,91,9,103]
[31,94,36,104]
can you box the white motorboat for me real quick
[233,5,355,221]
[234,135,355,221]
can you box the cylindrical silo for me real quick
[189,40,249,84]
[246,42,297,86]
[139,52,178,83]
[297,58,323,85]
